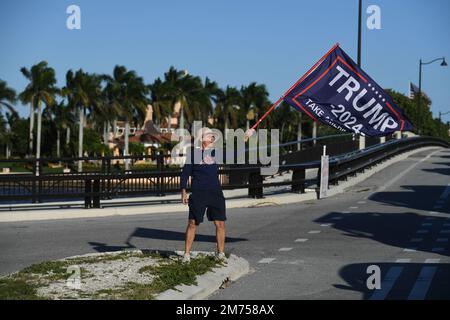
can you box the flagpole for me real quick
[248,43,340,132]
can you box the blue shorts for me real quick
[188,189,226,225]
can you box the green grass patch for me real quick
[103,254,225,300]
[135,255,224,298]
[20,260,69,279]
[0,162,32,173]
[0,276,44,300]
[66,250,162,265]
[0,251,225,300]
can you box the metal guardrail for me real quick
[0,136,448,209]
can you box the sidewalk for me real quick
[0,146,440,223]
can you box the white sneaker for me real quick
[216,252,226,261]
[182,253,191,263]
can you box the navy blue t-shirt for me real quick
[180,146,221,191]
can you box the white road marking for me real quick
[421,223,432,227]
[295,238,308,243]
[416,230,429,234]
[342,211,351,214]
[436,238,448,242]
[408,266,438,300]
[331,216,343,220]
[396,258,411,263]
[428,211,438,215]
[439,230,450,234]
[320,223,332,227]
[369,266,403,300]
[308,230,321,234]
[403,248,417,252]
[279,247,293,252]
[432,247,445,252]
[275,259,305,265]
[358,201,366,204]
[410,238,423,242]
[434,205,443,209]
[349,206,358,209]
[258,258,275,264]
[425,259,441,263]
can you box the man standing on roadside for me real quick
[180,127,226,263]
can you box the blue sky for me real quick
[1,0,449,121]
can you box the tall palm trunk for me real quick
[78,106,84,172]
[28,97,35,157]
[66,126,70,146]
[297,113,302,151]
[35,99,43,175]
[104,121,110,146]
[179,107,185,130]
[124,119,130,170]
[224,116,229,133]
[36,100,42,157]
[103,121,108,146]
[312,121,317,146]
[56,129,61,158]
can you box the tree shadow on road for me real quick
[422,167,450,176]
[368,185,449,214]
[315,211,450,298]
[88,227,248,252]
[316,210,450,258]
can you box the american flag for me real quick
[409,82,429,100]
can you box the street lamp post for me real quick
[417,57,447,135]
[357,0,366,149]
[357,0,362,67]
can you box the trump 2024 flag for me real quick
[283,44,412,137]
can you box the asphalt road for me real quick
[1,148,449,299]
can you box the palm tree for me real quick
[88,78,116,150]
[105,66,148,170]
[46,101,74,158]
[0,79,16,113]
[0,80,17,158]
[241,82,270,128]
[149,78,173,132]
[196,77,220,125]
[163,67,210,131]
[19,61,58,164]
[63,69,102,171]
[267,101,302,144]
[3,111,20,158]
[214,86,242,132]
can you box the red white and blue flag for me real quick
[283,44,412,137]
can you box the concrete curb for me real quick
[155,253,250,300]
[0,146,443,223]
